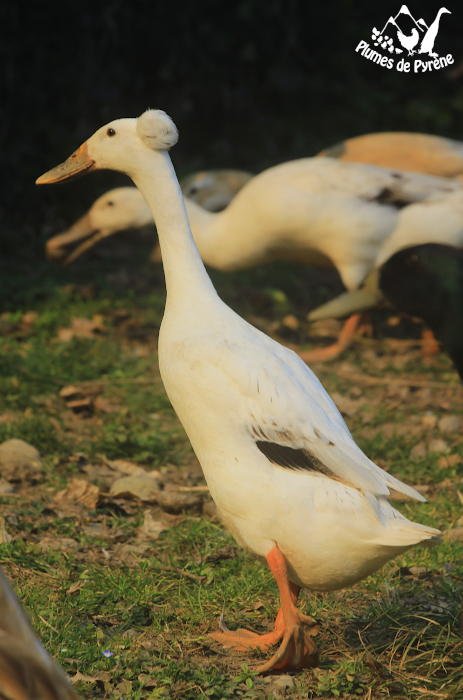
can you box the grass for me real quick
[0,245,462,698]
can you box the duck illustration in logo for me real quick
[372,5,450,58]
[420,8,451,58]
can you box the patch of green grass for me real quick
[0,254,462,698]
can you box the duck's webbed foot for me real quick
[209,547,319,673]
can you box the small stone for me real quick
[38,537,78,552]
[0,517,12,544]
[273,676,295,691]
[438,415,461,434]
[156,489,203,514]
[281,314,299,330]
[110,474,160,502]
[437,454,462,468]
[421,413,437,429]
[408,566,429,577]
[428,439,450,454]
[202,499,218,518]
[447,528,463,543]
[0,479,15,494]
[0,439,42,481]
[410,442,427,460]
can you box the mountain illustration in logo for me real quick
[372,5,450,58]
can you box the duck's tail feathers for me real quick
[379,516,442,548]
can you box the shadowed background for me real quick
[2,1,463,242]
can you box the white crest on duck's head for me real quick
[136,109,179,151]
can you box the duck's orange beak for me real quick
[36,143,95,185]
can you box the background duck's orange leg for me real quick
[209,546,318,673]
[421,328,441,356]
[298,313,361,363]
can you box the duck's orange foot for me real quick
[209,613,282,652]
[256,624,319,674]
[209,611,319,672]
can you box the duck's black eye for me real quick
[406,253,420,267]
[107,201,114,206]
[107,128,116,137]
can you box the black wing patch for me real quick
[369,187,411,210]
[256,440,337,479]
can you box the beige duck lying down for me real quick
[318,131,463,180]
[0,566,78,700]
[37,110,441,673]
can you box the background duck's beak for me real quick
[36,143,95,185]
[46,214,95,262]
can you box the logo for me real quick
[355,5,453,73]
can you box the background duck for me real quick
[318,131,463,179]
[380,243,463,380]
[37,110,441,674]
[46,155,463,364]
[0,566,78,700]
[46,170,253,264]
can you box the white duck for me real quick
[46,170,253,263]
[46,152,463,361]
[37,110,441,673]
[0,566,78,699]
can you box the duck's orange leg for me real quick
[209,546,319,673]
[421,328,440,356]
[298,313,362,363]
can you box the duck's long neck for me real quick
[130,150,217,306]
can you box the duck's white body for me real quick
[37,112,440,670]
[182,158,463,291]
[160,295,437,591]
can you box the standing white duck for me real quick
[37,112,441,672]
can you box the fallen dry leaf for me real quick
[57,316,105,342]
[54,478,100,510]
[100,456,162,480]
[157,487,204,514]
[69,670,99,684]
[137,510,169,540]
[93,396,121,413]
[437,454,462,468]
[447,528,463,543]
[66,581,85,595]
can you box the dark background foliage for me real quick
[1,0,463,249]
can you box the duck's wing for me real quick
[0,567,78,700]
[211,325,423,503]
